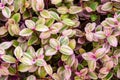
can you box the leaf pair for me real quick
[19,20,49,36]
[82,48,106,71]
[20,46,46,66]
[45,36,73,56]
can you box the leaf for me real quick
[20,56,33,65]
[59,36,69,45]
[62,18,75,26]
[18,64,32,72]
[27,75,36,80]
[60,45,73,55]
[36,59,46,66]
[0,47,5,55]
[107,35,118,47]
[14,0,20,12]
[88,72,98,79]
[90,2,98,11]
[57,6,68,14]
[35,48,44,57]
[35,24,49,32]
[44,64,53,75]
[85,23,96,32]
[69,6,82,14]
[90,14,98,21]
[49,38,60,50]
[14,46,23,60]
[95,48,106,59]
[12,13,21,23]
[88,60,96,72]
[1,55,16,63]
[101,2,112,11]
[45,46,57,56]
[99,67,109,75]
[36,0,44,11]
[94,31,106,39]
[0,66,9,75]
[49,11,60,20]
[0,41,13,49]
[65,54,75,66]
[25,20,36,29]
[51,0,62,4]
[40,10,51,18]
[82,52,96,61]
[19,28,33,36]
[28,35,38,46]
[2,7,11,18]
[69,39,76,49]
[40,31,51,39]
[104,73,113,80]
[38,67,47,78]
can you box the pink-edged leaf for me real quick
[85,32,94,42]
[64,65,71,80]
[99,67,109,75]
[85,23,96,33]
[44,64,53,75]
[36,0,44,11]
[0,47,5,55]
[49,38,60,50]
[60,45,73,55]
[40,31,51,39]
[95,48,106,59]
[94,31,106,39]
[107,35,118,47]
[105,61,114,70]
[36,59,46,66]
[25,20,36,29]
[14,46,23,60]
[45,46,57,56]
[0,66,9,76]
[0,41,13,49]
[82,52,96,61]
[27,75,36,80]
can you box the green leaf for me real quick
[62,18,75,26]
[90,2,98,11]
[12,13,21,23]
[1,55,16,63]
[38,67,47,78]
[28,35,38,46]
[45,18,55,27]
[88,72,98,79]
[2,7,11,18]
[90,14,98,21]
[35,24,49,32]
[40,10,51,18]
[18,64,32,72]
[49,11,60,20]
[19,28,33,36]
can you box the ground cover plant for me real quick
[0,0,120,80]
